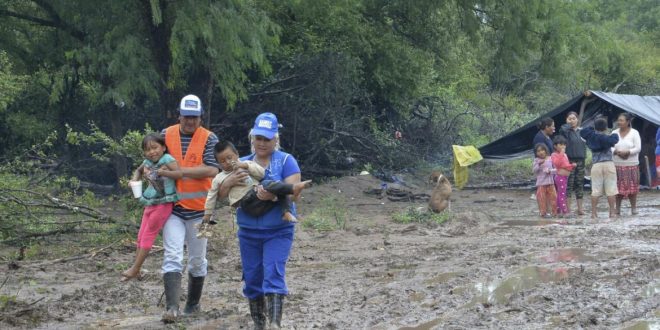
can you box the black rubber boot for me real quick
[266,294,284,328]
[161,272,182,323]
[183,273,204,315]
[248,296,267,330]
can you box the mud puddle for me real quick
[423,272,461,285]
[399,318,442,330]
[498,219,565,226]
[466,266,575,307]
[622,320,660,330]
[540,247,630,263]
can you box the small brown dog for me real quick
[429,173,452,213]
[428,170,443,186]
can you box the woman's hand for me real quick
[616,149,630,159]
[224,169,249,188]
[256,185,277,201]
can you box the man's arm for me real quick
[180,165,219,179]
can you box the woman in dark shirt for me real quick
[559,111,587,215]
[533,117,555,155]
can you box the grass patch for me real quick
[392,206,451,225]
[469,158,533,183]
[302,195,351,231]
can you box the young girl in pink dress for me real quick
[533,144,557,218]
[551,136,576,218]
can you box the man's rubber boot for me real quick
[161,272,181,323]
[266,293,284,328]
[183,274,204,315]
[248,296,267,330]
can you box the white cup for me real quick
[129,181,143,198]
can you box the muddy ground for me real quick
[1,174,658,329]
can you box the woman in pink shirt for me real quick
[551,136,576,218]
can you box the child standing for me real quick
[200,141,310,233]
[121,133,182,281]
[551,136,576,217]
[533,143,557,218]
[580,117,620,219]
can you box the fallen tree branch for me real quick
[0,188,113,221]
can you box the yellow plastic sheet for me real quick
[452,145,483,189]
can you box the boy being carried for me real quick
[200,141,310,233]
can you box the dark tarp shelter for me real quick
[478,91,660,186]
[479,91,660,160]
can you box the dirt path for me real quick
[1,175,658,329]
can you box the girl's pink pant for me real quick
[555,174,569,214]
[136,203,174,249]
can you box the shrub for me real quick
[392,206,451,225]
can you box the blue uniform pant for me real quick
[238,227,294,299]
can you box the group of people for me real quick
[121,94,307,329]
[533,111,644,220]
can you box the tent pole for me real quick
[645,155,652,188]
[578,96,595,125]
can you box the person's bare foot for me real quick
[577,210,585,216]
[121,268,141,282]
[282,211,298,222]
[292,180,312,199]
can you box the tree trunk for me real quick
[141,0,174,126]
[204,70,214,128]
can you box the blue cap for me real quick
[251,112,279,139]
[179,94,203,117]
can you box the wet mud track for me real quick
[1,177,658,329]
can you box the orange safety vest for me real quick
[165,125,213,211]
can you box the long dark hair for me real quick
[618,112,633,127]
[534,143,549,157]
[142,133,167,151]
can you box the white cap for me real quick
[179,94,203,116]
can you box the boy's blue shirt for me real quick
[580,127,619,152]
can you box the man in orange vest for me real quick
[160,94,219,323]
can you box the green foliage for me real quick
[169,0,279,108]
[65,123,150,167]
[471,158,534,183]
[302,195,350,231]
[392,207,451,225]
[0,51,26,112]
[0,0,657,181]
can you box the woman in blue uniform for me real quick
[218,112,302,329]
